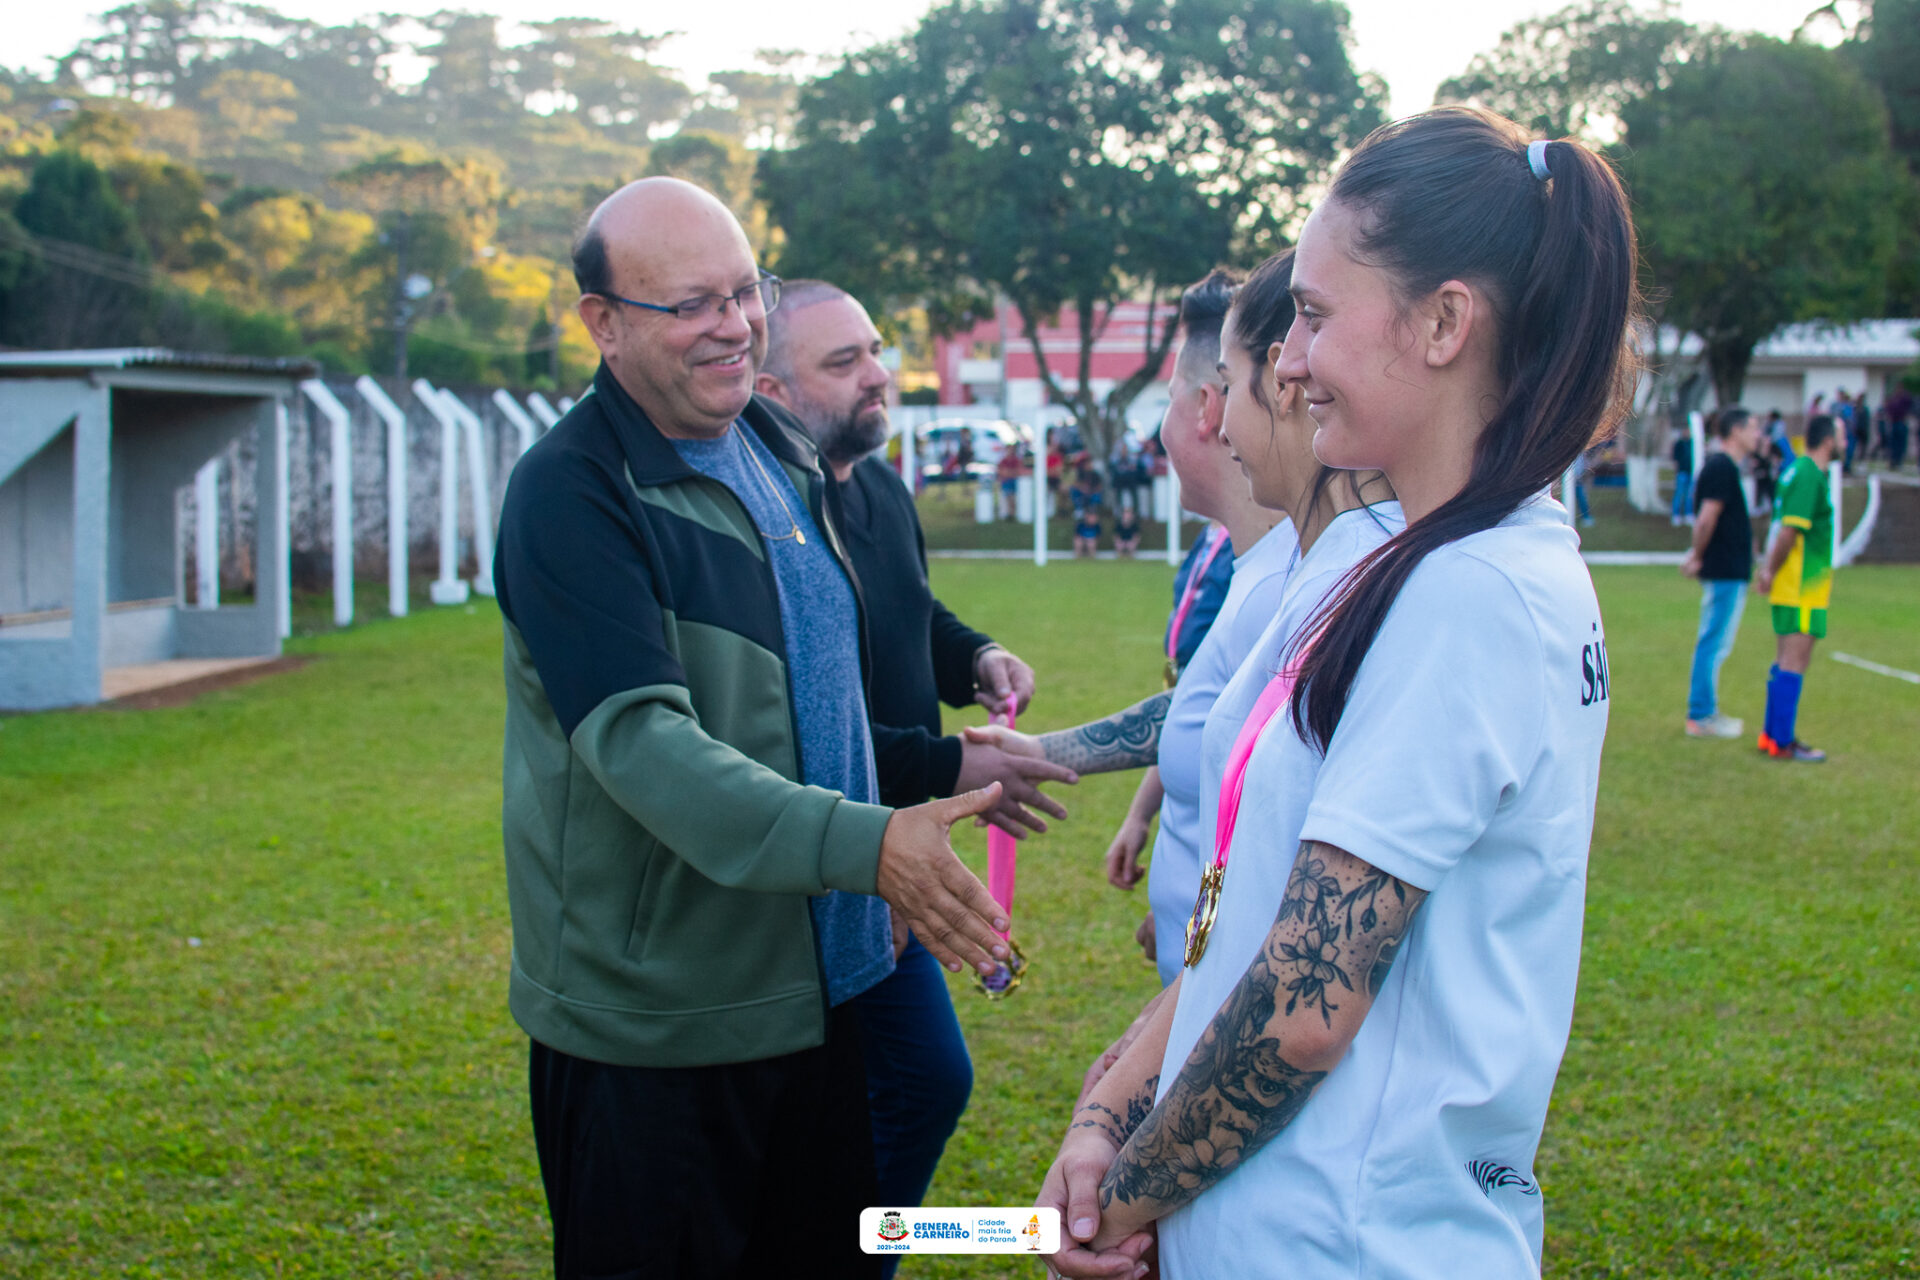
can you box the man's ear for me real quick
[1196,380,1227,439]
[578,295,619,354]
[1421,280,1478,369]
[754,372,788,405]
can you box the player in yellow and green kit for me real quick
[1754,414,1839,763]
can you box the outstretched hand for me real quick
[876,784,1011,976]
[956,738,1077,838]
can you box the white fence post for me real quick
[1828,460,1844,567]
[413,379,470,606]
[302,380,355,628]
[195,457,219,608]
[493,389,538,457]
[436,389,496,598]
[558,395,576,413]
[355,376,411,618]
[1165,464,1182,567]
[1561,468,1578,525]
[274,399,291,638]
[526,393,561,429]
[1688,410,1707,521]
[901,419,918,494]
[1033,428,1048,567]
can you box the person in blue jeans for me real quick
[756,279,1078,1276]
[1670,429,1694,526]
[1682,408,1764,737]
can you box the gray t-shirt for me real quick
[672,421,892,1005]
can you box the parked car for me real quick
[915,419,1025,482]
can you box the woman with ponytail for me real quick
[1041,107,1638,1280]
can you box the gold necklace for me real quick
[733,425,806,546]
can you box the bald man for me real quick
[493,178,1011,1279]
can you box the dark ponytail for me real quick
[1289,106,1642,751]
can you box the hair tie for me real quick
[1527,140,1553,182]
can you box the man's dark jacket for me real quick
[837,456,994,808]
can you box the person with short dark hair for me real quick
[1755,413,1840,762]
[1682,407,1763,738]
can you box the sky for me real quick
[11,0,1837,120]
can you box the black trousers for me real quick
[529,1006,881,1280]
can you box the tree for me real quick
[1841,0,1920,314]
[334,149,504,376]
[760,0,1382,464]
[1434,0,1722,142]
[59,0,239,105]
[1620,38,1904,403]
[4,149,154,346]
[519,19,689,140]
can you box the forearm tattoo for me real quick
[1070,1075,1161,1149]
[1099,842,1426,1220]
[1037,692,1172,774]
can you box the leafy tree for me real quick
[647,131,754,215]
[1433,0,1722,141]
[197,68,297,144]
[5,149,153,346]
[519,19,689,140]
[109,152,225,276]
[335,149,504,376]
[418,11,519,127]
[1620,38,1904,403]
[692,66,801,148]
[1841,0,1920,314]
[760,0,1382,462]
[59,0,239,105]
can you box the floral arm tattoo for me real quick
[1098,841,1427,1223]
[1035,691,1172,774]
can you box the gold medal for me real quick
[1184,864,1224,967]
[973,934,1029,1000]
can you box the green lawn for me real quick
[2,563,1916,1278]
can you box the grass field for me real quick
[3,561,1917,1278]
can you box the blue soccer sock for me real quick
[1764,666,1803,746]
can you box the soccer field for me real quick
[2,563,1915,1277]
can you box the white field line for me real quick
[1831,652,1920,686]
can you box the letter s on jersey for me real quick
[1580,631,1611,707]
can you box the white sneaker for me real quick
[1686,713,1744,738]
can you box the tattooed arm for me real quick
[962,690,1173,776]
[1090,841,1428,1247]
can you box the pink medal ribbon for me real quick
[1165,525,1229,687]
[976,706,1030,999]
[1185,654,1307,968]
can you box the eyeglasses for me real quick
[600,273,782,323]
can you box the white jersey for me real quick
[1157,496,1609,1280]
[1147,517,1298,986]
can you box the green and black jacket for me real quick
[494,365,893,1068]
